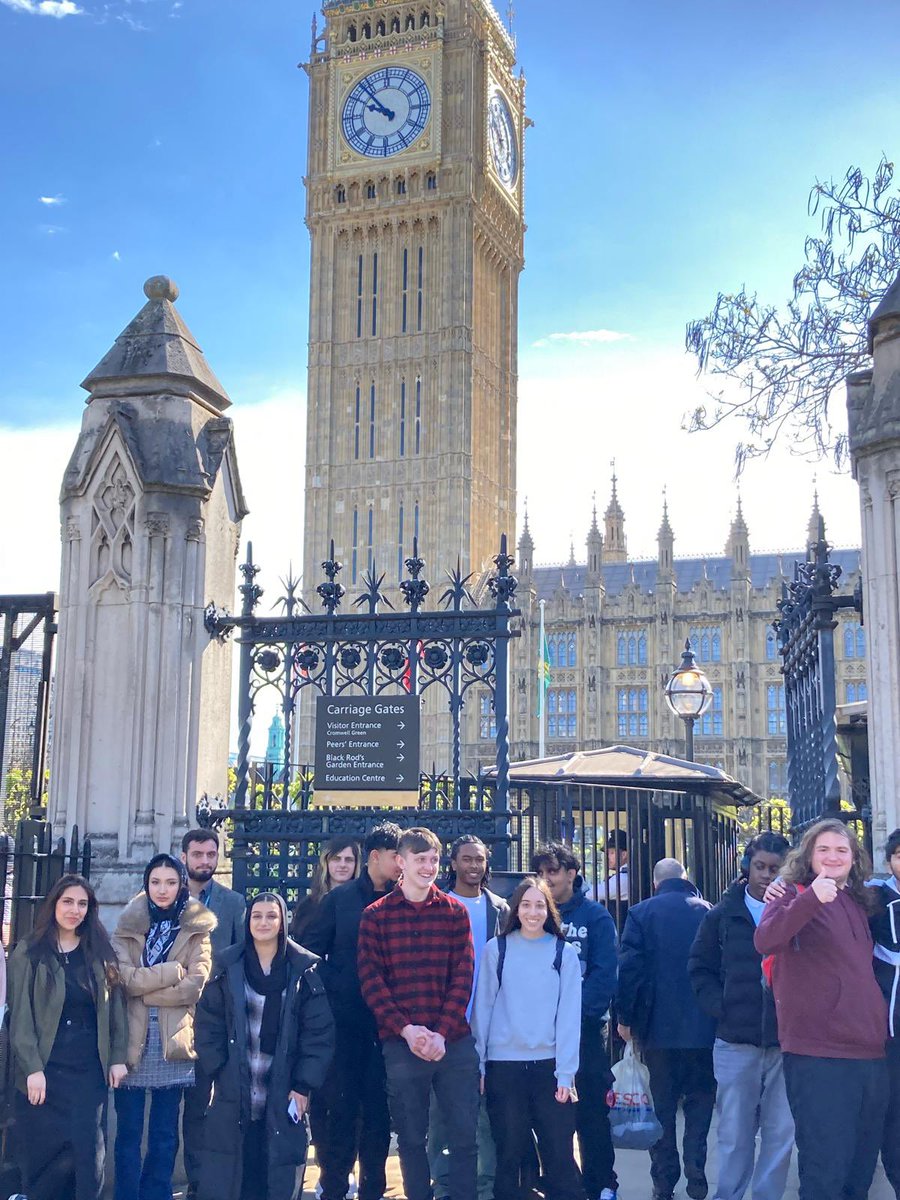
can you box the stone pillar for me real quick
[50,276,247,909]
[847,270,900,850]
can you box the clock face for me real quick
[487,89,518,189]
[341,67,431,158]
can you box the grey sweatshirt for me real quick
[471,931,582,1088]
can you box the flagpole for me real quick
[538,598,546,759]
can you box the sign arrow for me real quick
[397,753,405,762]
[397,740,405,749]
[396,774,404,782]
[398,722,405,729]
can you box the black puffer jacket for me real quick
[688,879,778,1048]
[302,869,391,1032]
[869,880,900,1039]
[194,939,335,1200]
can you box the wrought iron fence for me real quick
[0,594,56,821]
[204,537,520,816]
[776,527,864,840]
[0,819,91,949]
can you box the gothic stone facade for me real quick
[462,491,868,801]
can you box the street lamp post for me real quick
[664,639,713,762]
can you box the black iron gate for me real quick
[0,594,56,821]
[202,538,520,897]
[775,525,865,841]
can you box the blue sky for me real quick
[2,0,899,590]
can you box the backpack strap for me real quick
[497,933,566,987]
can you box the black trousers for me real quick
[241,1118,268,1200]
[316,1026,391,1200]
[643,1047,716,1199]
[485,1059,585,1200]
[576,1019,617,1197]
[783,1052,888,1200]
[383,1035,480,1200]
[182,1060,211,1189]
[16,1060,107,1200]
[883,1038,900,1199]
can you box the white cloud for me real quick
[2,0,82,16]
[112,250,121,261]
[39,194,66,206]
[40,224,65,235]
[533,329,633,348]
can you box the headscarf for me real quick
[244,892,290,1056]
[142,853,190,968]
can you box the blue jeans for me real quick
[114,1086,183,1200]
[712,1040,793,1200]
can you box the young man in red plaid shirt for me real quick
[358,827,480,1200]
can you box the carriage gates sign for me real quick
[314,694,421,805]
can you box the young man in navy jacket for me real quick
[533,841,618,1200]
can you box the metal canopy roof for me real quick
[487,744,762,807]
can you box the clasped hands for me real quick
[401,1023,446,1061]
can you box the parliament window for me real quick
[368,383,376,458]
[844,621,865,659]
[401,248,409,334]
[356,254,363,338]
[417,245,424,331]
[548,688,577,738]
[414,376,422,454]
[699,685,723,736]
[335,185,346,204]
[366,508,374,574]
[396,178,406,196]
[371,252,378,336]
[689,626,721,663]
[617,687,648,738]
[767,759,786,796]
[846,682,868,703]
[765,626,778,661]
[399,380,406,457]
[366,182,376,200]
[397,503,404,581]
[414,501,420,548]
[616,629,646,666]
[353,385,361,460]
[479,693,497,740]
[426,172,437,191]
[767,684,786,735]
[351,508,359,584]
[548,633,576,669]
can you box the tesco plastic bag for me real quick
[606,1042,663,1150]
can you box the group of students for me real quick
[5,816,900,1200]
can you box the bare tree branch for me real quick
[685,157,900,472]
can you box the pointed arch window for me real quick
[766,626,778,661]
[844,620,865,659]
[401,248,409,333]
[356,254,363,338]
[397,503,404,580]
[414,375,422,453]
[353,385,361,460]
[367,508,374,573]
[368,382,376,458]
[351,508,359,584]
[399,380,406,457]
[371,251,378,335]
[417,245,424,331]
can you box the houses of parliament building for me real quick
[297,0,866,797]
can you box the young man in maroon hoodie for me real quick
[755,818,888,1200]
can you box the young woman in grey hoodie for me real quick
[472,876,585,1200]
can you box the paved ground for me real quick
[163,1113,894,1200]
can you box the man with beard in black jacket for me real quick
[688,833,792,1200]
[303,822,402,1200]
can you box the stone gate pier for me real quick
[49,276,246,909]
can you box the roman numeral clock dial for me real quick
[488,87,518,190]
[341,67,432,158]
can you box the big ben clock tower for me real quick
[301,0,525,598]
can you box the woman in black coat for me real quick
[194,892,335,1200]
